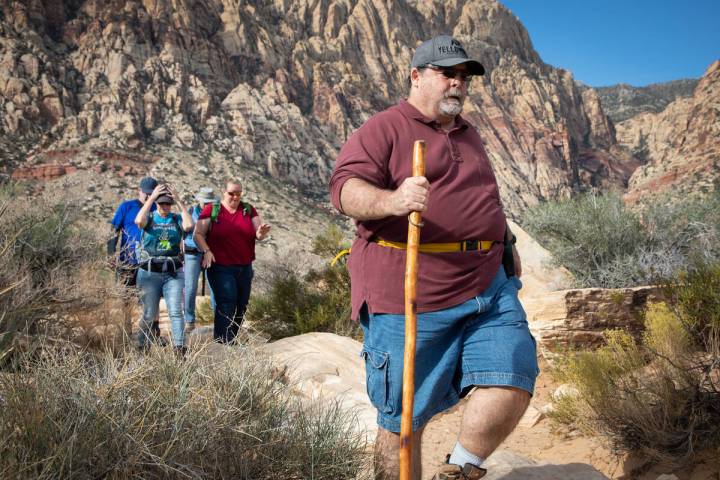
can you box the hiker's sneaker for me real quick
[432,459,486,480]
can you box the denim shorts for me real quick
[360,267,539,433]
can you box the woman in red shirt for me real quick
[193,179,271,343]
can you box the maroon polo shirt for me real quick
[330,100,506,319]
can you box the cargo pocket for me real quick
[361,345,394,414]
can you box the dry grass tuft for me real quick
[0,340,370,479]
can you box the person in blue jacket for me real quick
[109,176,163,340]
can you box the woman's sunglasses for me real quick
[226,191,242,198]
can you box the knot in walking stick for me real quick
[400,140,425,480]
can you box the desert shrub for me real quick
[0,341,370,479]
[551,265,720,465]
[247,225,359,340]
[523,191,720,288]
[0,184,126,362]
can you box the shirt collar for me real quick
[398,99,469,131]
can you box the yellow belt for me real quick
[375,238,496,252]
[329,238,496,266]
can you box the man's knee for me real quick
[469,386,531,421]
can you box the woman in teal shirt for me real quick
[134,184,193,354]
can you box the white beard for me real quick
[439,97,463,117]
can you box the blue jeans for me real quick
[360,267,539,432]
[207,263,253,343]
[183,253,215,324]
[137,268,185,347]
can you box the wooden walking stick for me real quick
[400,140,426,480]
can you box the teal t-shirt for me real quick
[139,212,183,259]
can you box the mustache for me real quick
[444,88,464,99]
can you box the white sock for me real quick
[448,442,484,469]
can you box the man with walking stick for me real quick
[330,35,538,479]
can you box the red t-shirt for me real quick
[330,100,506,319]
[199,203,258,265]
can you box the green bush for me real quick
[522,191,720,288]
[0,342,370,479]
[551,265,720,465]
[247,225,359,341]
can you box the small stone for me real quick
[552,383,580,401]
[539,402,555,415]
[655,475,679,480]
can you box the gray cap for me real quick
[139,176,158,194]
[411,35,484,76]
[195,187,219,204]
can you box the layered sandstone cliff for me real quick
[0,0,637,217]
[618,61,720,202]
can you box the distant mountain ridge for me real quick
[592,79,698,123]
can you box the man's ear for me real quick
[410,68,422,88]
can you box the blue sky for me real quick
[501,0,720,87]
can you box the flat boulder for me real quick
[260,332,376,436]
[484,450,608,479]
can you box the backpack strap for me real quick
[211,203,221,223]
[241,201,254,217]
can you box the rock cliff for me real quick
[0,0,638,218]
[592,79,698,124]
[618,61,720,202]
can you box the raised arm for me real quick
[135,185,164,228]
[166,185,193,231]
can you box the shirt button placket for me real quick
[448,131,462,162]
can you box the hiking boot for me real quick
[432,456,486,480]
[173,346,187,359]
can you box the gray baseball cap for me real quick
[411,35,484,76]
